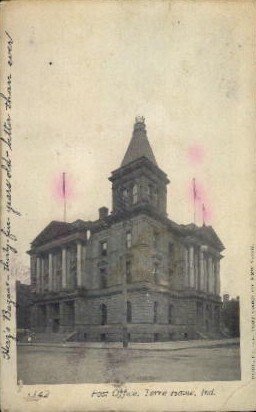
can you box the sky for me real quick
[4,1,255,296]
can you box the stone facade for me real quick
[29,118,224,341]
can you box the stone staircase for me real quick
[23,332,71,343]
[195,330,231,340]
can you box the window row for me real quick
[99,231,132,257]
[121,184,159,206]
[122,184,138,205]
[99,260,133,288]
[99,261,165,288]
[99,236,174,257]
[99,302,174,324]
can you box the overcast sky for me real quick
[5,1,254,297]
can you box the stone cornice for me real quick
[109,157,170,185]
[28,232,87,255]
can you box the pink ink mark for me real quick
[52,173,75,203]
[187,144,205,166]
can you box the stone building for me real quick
[29,117,224,342]
[16,281,32,331]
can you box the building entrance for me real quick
[50,302,60,333]
[53,318,60,332]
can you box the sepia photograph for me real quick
[1,1,255,411]
[16,115,241,385]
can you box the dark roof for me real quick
[31,220,91,247]
[30,209,224,252]
[121,117,157,167]
[180,223,224,251]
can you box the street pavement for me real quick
[17,339,240,385]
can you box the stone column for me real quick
[208,257,213,293]
[77,242,82,287]
[199,247,204,291]
[62,248,67,289]
[59,302,66,333]
[183,247,189,287]
[41,258,45,293]
[203,257,207,292]
[194,248,199,290]
[206,257,210,292]
[82,244,87,287]
[215,259,220,295]
[36,257,41,294]
[48,253,53,291]
[30,255,37,292]
[189,246,194,287]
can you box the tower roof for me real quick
[121,117,157,167]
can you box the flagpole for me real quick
[63,172,66,222]
[193,178,196,225]
[202,203,206,226]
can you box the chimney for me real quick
[99,207,108,220]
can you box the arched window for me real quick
[168,304,173,324]
[100,241,107,256]
[168,242,174,257]
[132,184,138,204]
[153,263,159,283]
[127,301,132,323]
[100,304,107,325]
[153,188,158,206]
[146,184,152,201]
[123,188,129,207]
[123,188,128,199]
[153,301,158,323]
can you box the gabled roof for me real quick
[31,220,90,247]
[181,223,224,251]
[121,117,157,167]
[197,225,224,251]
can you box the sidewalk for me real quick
[18,337,239,351]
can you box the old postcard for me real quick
[0,0,255,411]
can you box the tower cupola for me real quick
[109,117,169,216]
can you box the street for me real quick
[17,339,240,385]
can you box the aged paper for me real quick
[0,0,255,411]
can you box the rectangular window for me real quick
[100,267,107,288]
[126,261,132,283]
[153,301,158,323]
[168,242,174,256]
[127,301,132,323]
[100,241,107,256]
[168,304,173,324]
[126,231,132,249]
[153,231,159,249]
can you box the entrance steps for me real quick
[28,332,71,343]
[195,330,231,340]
